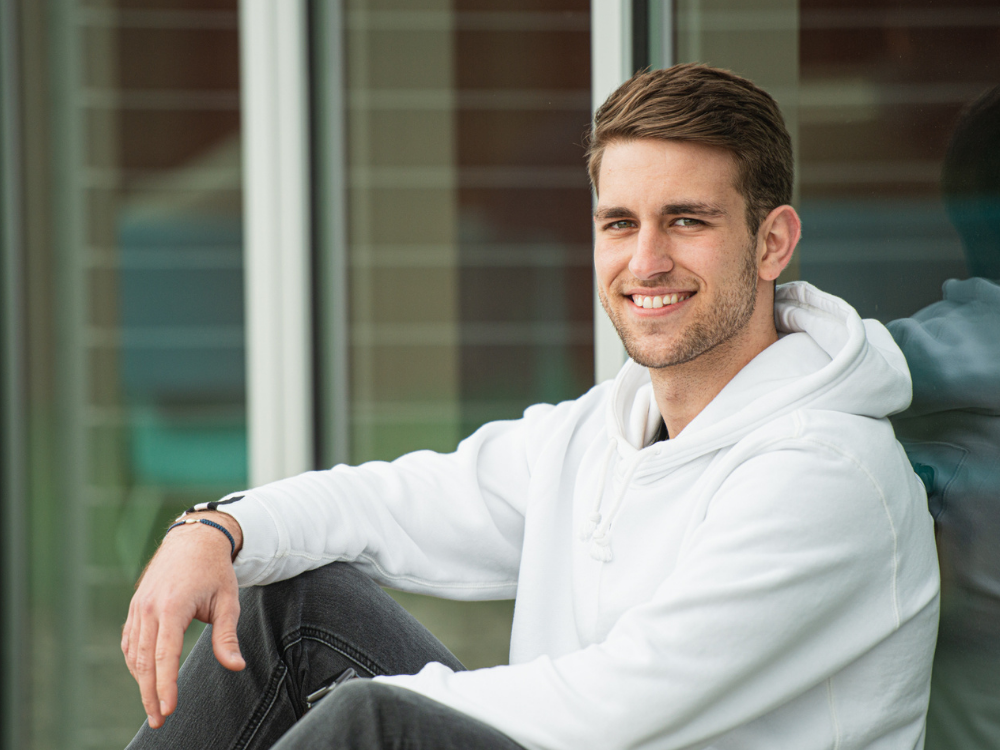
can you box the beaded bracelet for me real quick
[167,518,236,558]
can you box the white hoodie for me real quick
[212,282,939,750]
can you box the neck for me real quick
[650,306,778,439]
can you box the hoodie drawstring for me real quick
[579,442,649,563]
[577,441,617,542]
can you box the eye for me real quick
[606,219,636,230]
[674,217,703,227]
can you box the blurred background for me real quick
[1,0,997,747]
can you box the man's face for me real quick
[593,139,763,370]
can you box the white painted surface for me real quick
[591,0,631,383]
[240,0,314,486]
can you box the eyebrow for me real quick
[593,202,728,220]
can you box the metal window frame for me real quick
[0,1,26,746]
[49,1,89,740]
[310,0,350,468]
[239,0,316,485]
[592,0,632,384]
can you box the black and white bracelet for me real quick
[167,517,236,558]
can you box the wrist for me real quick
[171,511,244,559]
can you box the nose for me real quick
[628,225,674,280]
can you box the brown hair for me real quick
[585,63,793,236]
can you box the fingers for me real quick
[121,521,243,727]
[210,593,245,672]
[154,617,185,719]
[121,602,134,674]
[134,605,164,728]
[124,594,194,728]
[126,600,142,680]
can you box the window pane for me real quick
[9,1,244,746]
[798,0,996,319]
[313,0,593,668]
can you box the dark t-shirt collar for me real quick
[652,420,669,443]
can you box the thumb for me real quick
[211,596,245,671]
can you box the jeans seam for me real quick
[231,660,287,750]
[281,625,390,678]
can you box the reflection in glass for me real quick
[889,86,1000,750]
[797,0,997,320]
[12,2,244,747]
[316,0,593,668]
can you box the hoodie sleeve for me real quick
[375,431,939,750]
[203,404,558,594]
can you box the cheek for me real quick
[682,240,743,281]
[593,246,621,287]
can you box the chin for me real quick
[624,341,700,370]
[618,312,750,370]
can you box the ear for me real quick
[757,205,801,281]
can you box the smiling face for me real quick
[594,138,770,370]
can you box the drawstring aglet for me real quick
[589,532,613,562]
[577,512,602,541]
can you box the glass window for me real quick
[5,1,244,746]
[797,0,996,319]
[313,0,593,668]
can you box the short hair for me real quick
[585,63,794,236]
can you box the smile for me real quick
[630,292,693,309]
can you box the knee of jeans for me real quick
[293,679,386,747]
[332,680,402,720]
[239,563,378,636]
[337,678,380,703]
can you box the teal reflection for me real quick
[888,85,1000,750]
[114,212,247,579]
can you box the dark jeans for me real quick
[126,562,527,750]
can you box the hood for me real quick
[579,282,912,562]
[605,281,912,472]
[887,277,1000,418]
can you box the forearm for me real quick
[207,459,526,592]
[177,400,559,588]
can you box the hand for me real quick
[122,511,246,729]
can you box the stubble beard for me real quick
[600,239,760,370]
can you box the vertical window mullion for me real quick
[591,0,632,383]
[239,0,315,485]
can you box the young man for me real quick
[124,64,939,750]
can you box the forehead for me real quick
[596,139,741,209]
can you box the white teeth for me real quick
[632,293,691,308]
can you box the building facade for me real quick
[2,1,996,747]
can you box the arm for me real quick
[121,400,562,728]
[200,407,551,592]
